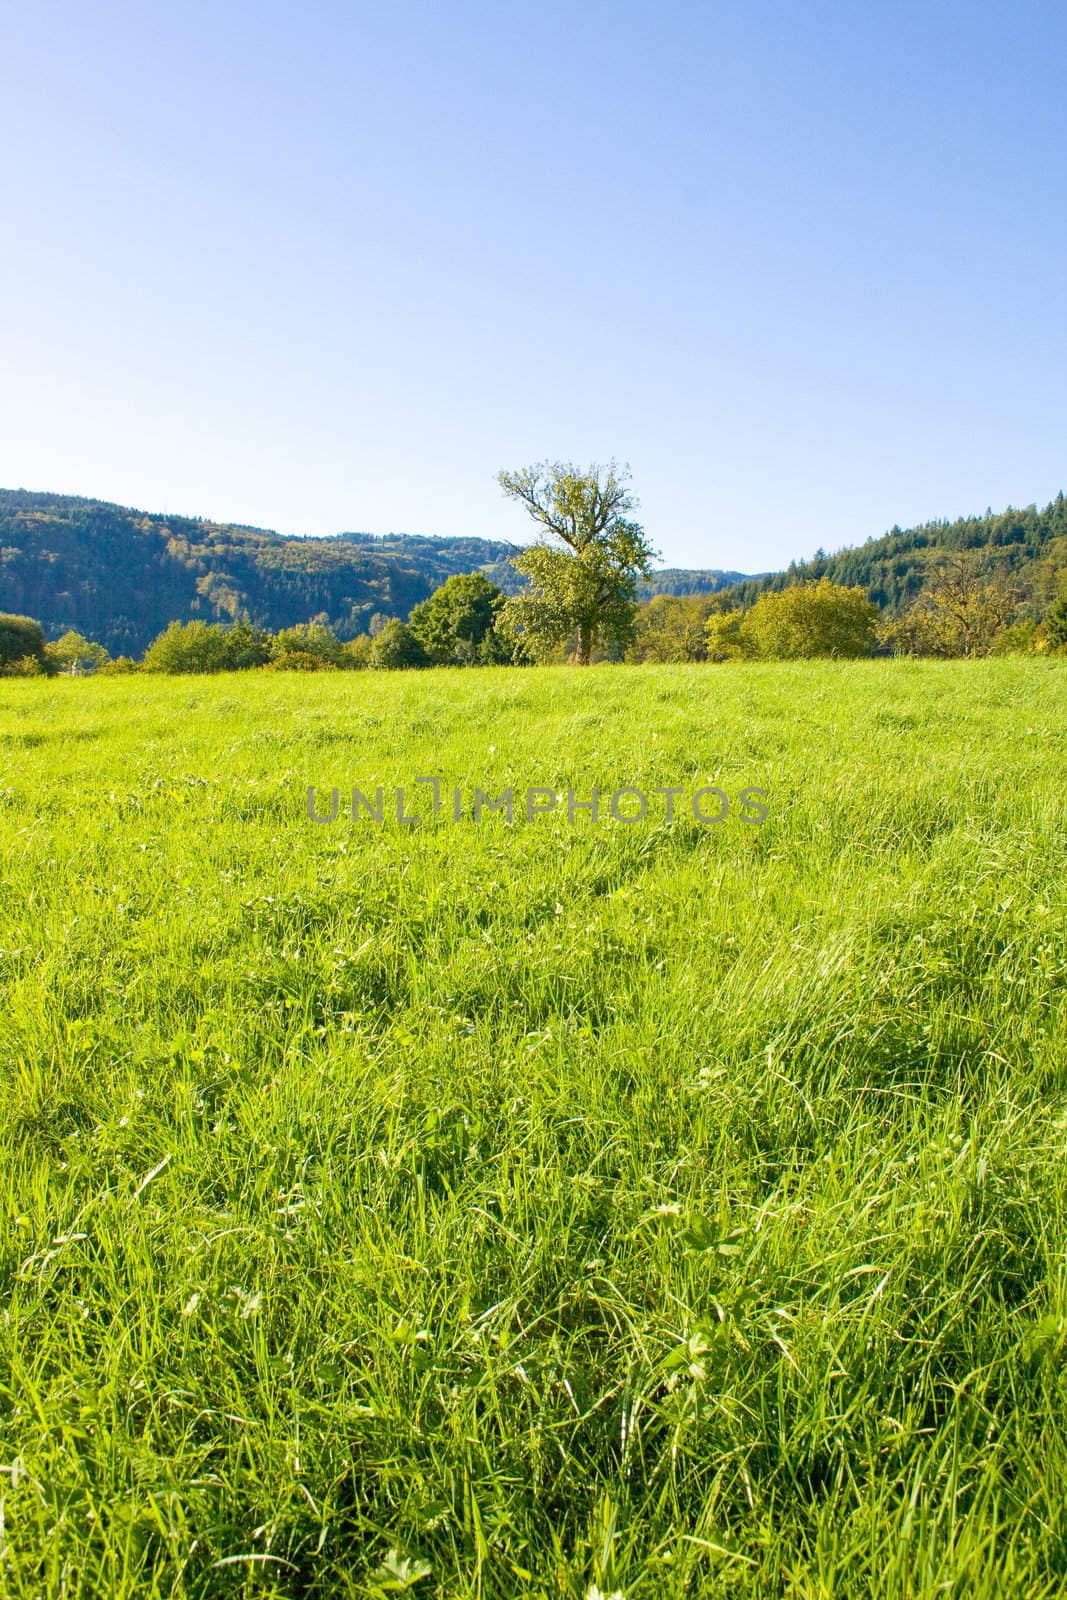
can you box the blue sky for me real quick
[1,0,1064,572]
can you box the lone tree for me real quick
[497,461,657,664]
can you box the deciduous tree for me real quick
[0,613,46,672]
[628,594,712,662]
[497,462,657,664]
[704,607,758,662]
[408,573,509,664]
[368,620,428,670]
[44,631,110,674]
[142,619,271,673]
[740,578,879,659]
[882,557,1021,657]
[272,622,343,667]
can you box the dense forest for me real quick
[0,491,742,654]
[640,565,753,597]
[722,495,1067,616]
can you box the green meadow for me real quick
[1,659,1065,1599]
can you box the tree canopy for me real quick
[407,572,510,664]
[497,462,657,664]
[368,620,428,671]
[44,631,110,673]
[1044,596,1067,650]
[0,612,47,672]
[272,622,344,667]
[731,579,880,659]
[141,620,268,674]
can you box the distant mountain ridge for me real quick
[720,495,1067,616]
[0,490,748,654]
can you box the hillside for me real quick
[0,491,747,654]
[722,495,1067,615]
[0,492,520,655]
[638,565,754,598]
[477,558,753,600]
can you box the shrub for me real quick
[989,618,1039,656]
[368,620,429,670]
[0,653,46,677]
[879,609,958,658]
[883,558,1021,658]
[0,613,47,672]
[264,650,337,671]
[629,594,711,663]
[342,635,374,669]
[219,622,273,670]
[704,608,758,662]
[1043,596,1067,652]
[144,621,238,674]
[143,620,271,673]
[272,623,344,667]
[44,631,110,674]
[742,579,879,659]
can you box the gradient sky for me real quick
[2,0,1064,572]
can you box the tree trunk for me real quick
[575,623,593,665]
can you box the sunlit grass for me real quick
[1,658,1065,1597]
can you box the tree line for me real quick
[2,464,1065,675]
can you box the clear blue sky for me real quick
[2,0,1064,572]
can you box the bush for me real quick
[879,609,957,658]
[342,635,374,669]
[989,618,1039,656]
[272,622,344,667]
[44,631,110,674]
[143,620,271,673]
[883,558,1021,658]
[741,579,879,659]
[264,650,337,671]
[628,594,711,663]
[219,622,273,670]
[704,608,758,662]
[0,653,46,677]
[368,620,429,671]
[0,613,47,672]
[144,621,235,674]
[97,656,141,675]
[1043,596,1067,652]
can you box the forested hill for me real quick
[9,486,1060,655]
[638,566,753,597]
[0,490,746,654]
[0,492,521,655]
[722,495,1067,615]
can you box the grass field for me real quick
[1,659,1065,1599]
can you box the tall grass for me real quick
[1,658,1065,1597]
